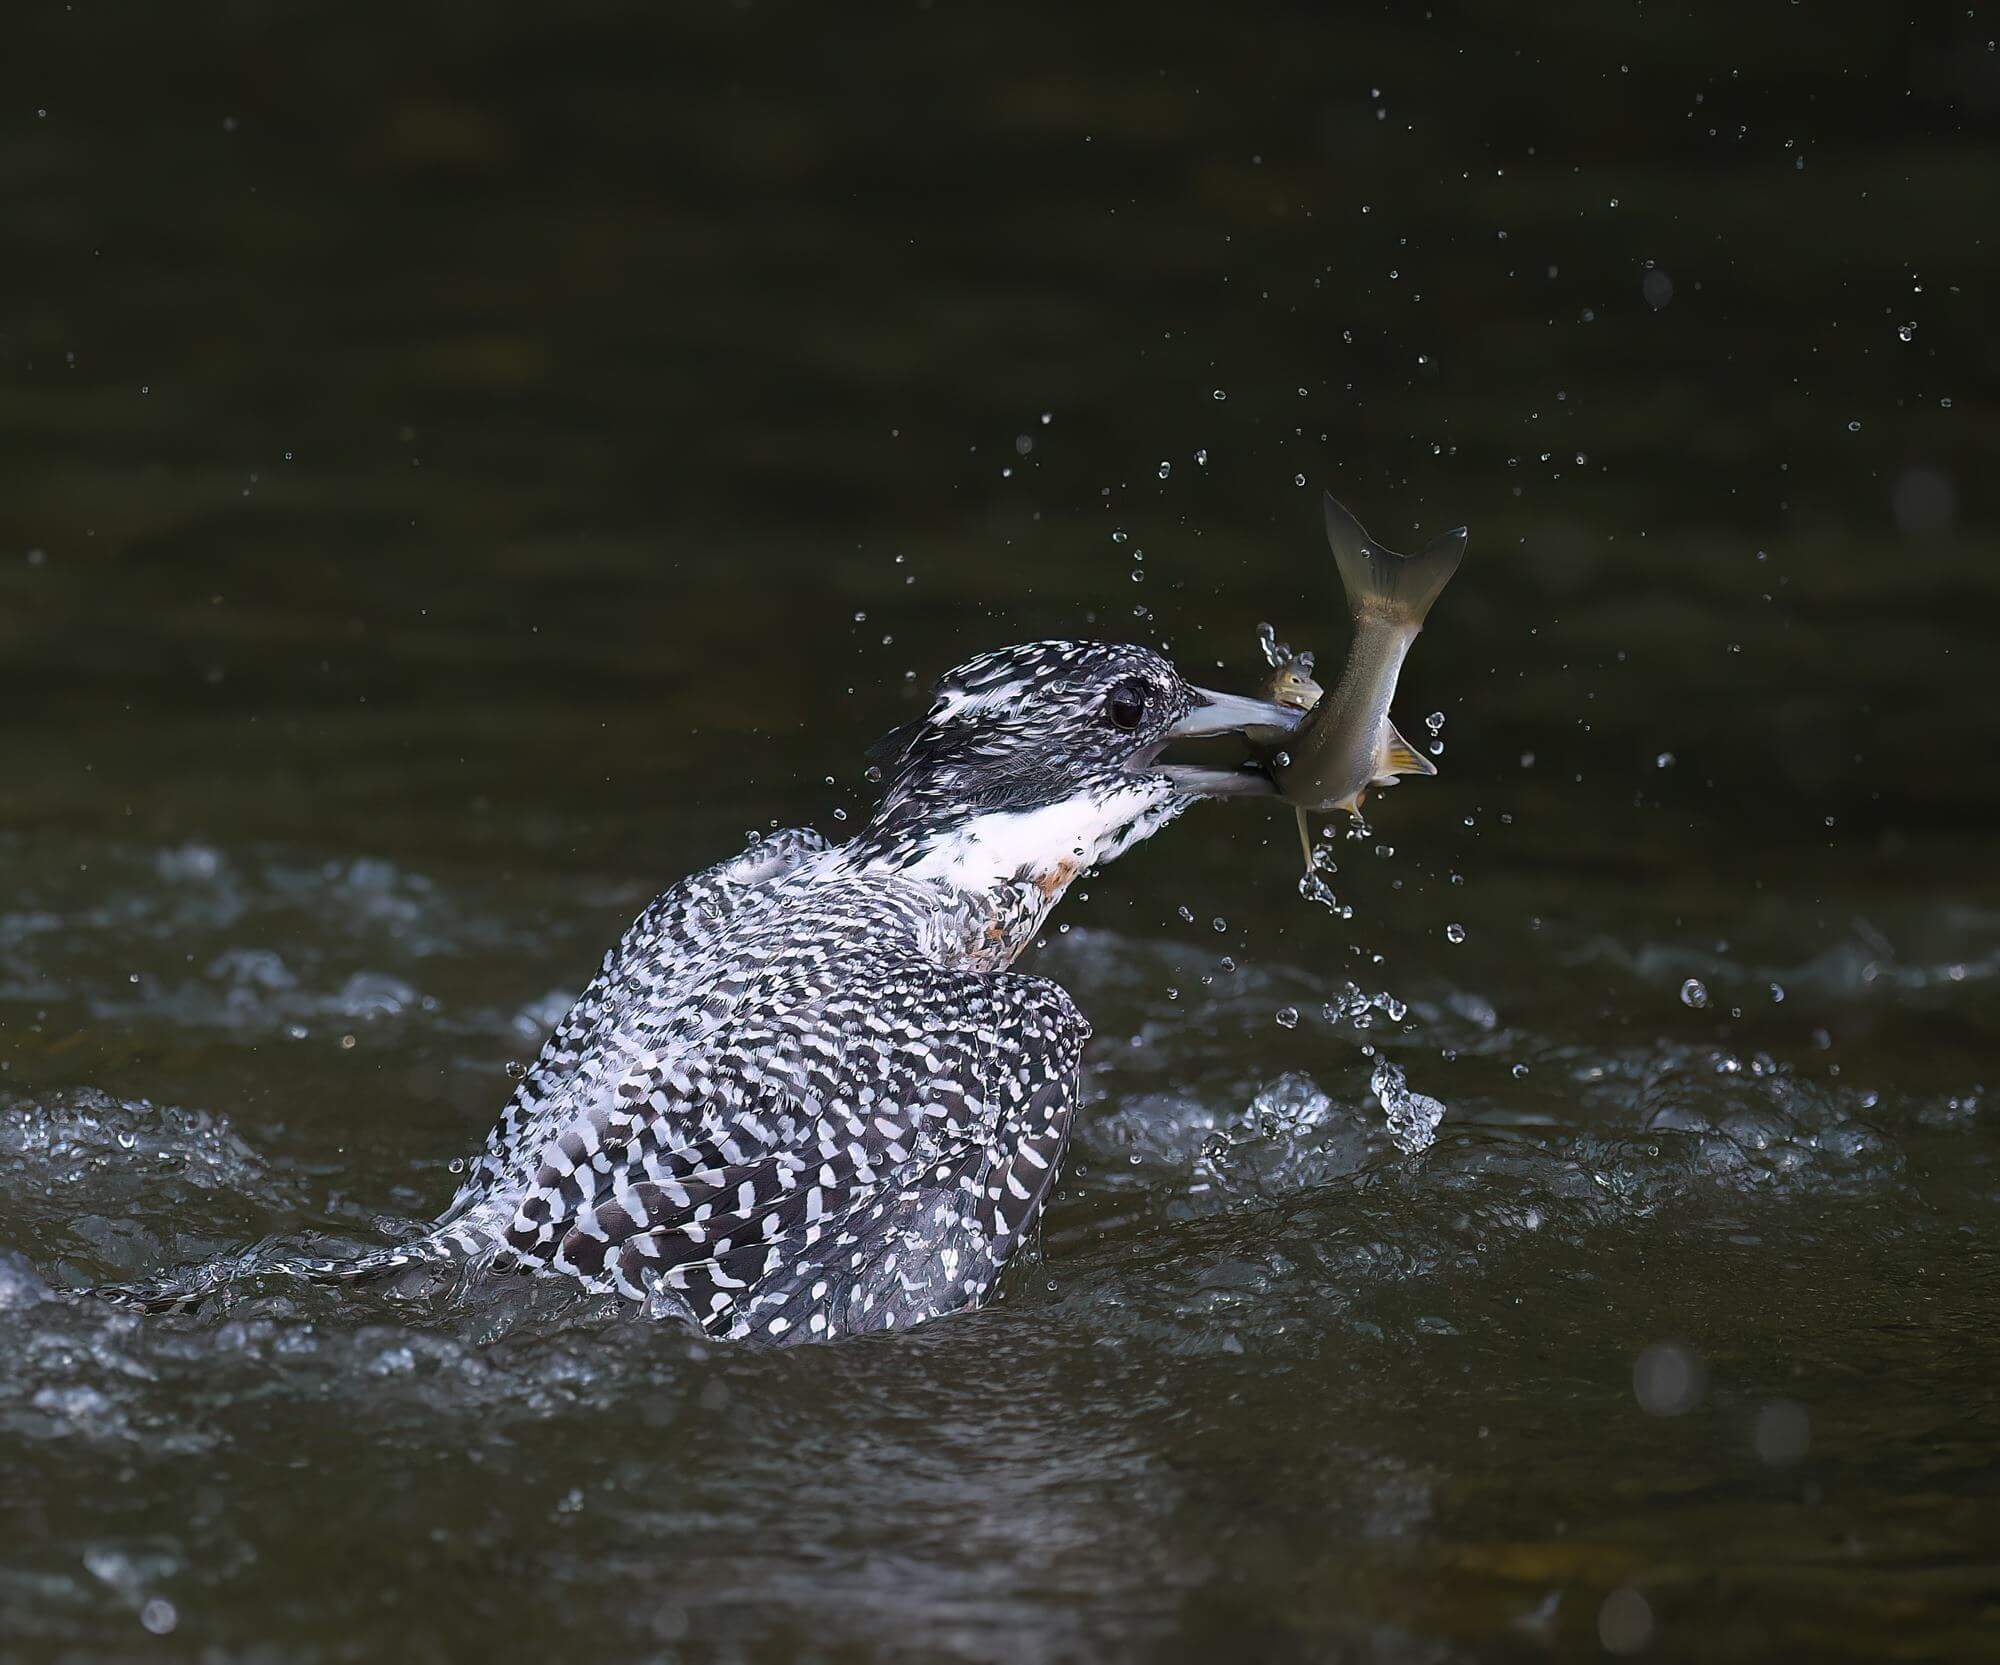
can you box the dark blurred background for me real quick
[3,7,1998,1661]
[4,0,1994,891]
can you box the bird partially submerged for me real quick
[96,642,1301,1342]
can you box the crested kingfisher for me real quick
[102,641,1302,1342]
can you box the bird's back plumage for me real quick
[426,826,1088,1340]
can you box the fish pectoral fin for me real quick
[1377,720,1438,781]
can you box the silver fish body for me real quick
[1268,495,1465,862]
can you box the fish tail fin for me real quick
[1323,493,1466,629]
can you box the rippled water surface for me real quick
[5,4,1997,1660]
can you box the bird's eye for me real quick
[1105,679,1150,731]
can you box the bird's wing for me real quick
[444,827,831,1219]
[501,966,1090,1341]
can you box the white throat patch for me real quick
[900,780,1182,897]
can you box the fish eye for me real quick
[1104,678,1150,731]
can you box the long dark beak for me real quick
[1137,686,1305,799]
[1169,688,1305,745]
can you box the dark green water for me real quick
[3,3,1996,1659]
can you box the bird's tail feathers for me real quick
[85,1230,472,1315]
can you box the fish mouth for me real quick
[1129,687,1305,799]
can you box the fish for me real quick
[1256,634,1325,717]
[1264,493,1466,870]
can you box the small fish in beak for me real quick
[1256,631,1325,719]
[1262,493,1467,869]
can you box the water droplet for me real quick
[831,807,848,822]
[1444,922,1466,944]
[1211,388,1228,401]
[1632,1342,1705,1416]
[863,763,883,784]
[1769,982,1785,1003]
[1425,710,1445,735]
[1211,917,1228,933]
[1299,872,1348,914]
[1293,473,1307,487]
[1846,420,1862,433]
[1194,447,1209,466]
[1599,1587,1654,1656]
[1754,1400,1812,1465]
[1371,1057,1445,1155]
[1680,977,1709,1009]
[1656,751,1675,768]
[1896,322,1916,343]
[1156,460,1172,479]
[1510,1062,1530,1079]
[1176,905,1195,923]
[1275,1006,1299,1029]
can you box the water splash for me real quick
[1370,1058,1445,1155]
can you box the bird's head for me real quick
[852,640,1302,893]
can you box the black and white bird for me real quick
[102,642,1300,1342]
